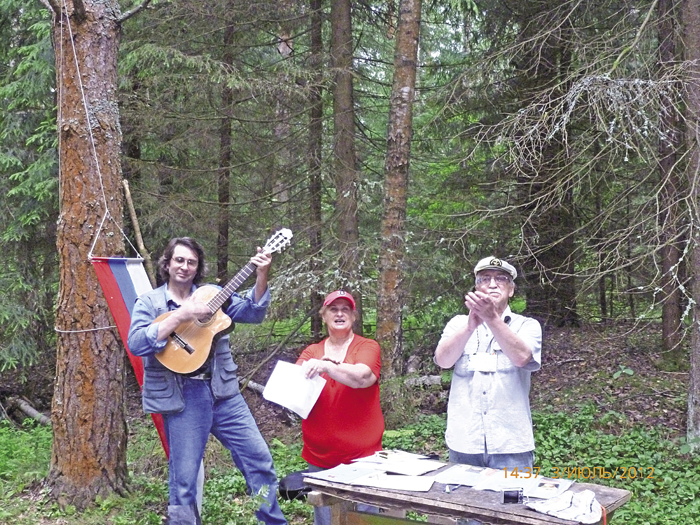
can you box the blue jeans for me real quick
[449,448,534,470]
[163,377,287,525]
[449,448,534,525]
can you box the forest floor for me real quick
[236,321,689,445]
[1,320,689,443]
[0,321,690,525]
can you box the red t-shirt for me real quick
[296,335,385,468]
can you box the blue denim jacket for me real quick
[127,283,270,414]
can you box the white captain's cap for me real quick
[473,256,517,279]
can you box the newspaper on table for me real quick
[304,463,381,484]
[303,448,571,498]
[470,468,573,499]
[262,360,326,419]
[472,468,526,492]
[305,462,435,492]
[352,472,435,492]
[524,478,573,499]
[352,450,446,476]
[433,464,487,487]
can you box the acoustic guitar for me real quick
[153,229,293,373]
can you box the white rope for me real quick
[55,2,143,336]
[55,325,117,333]
[57,0,142,261]
[87,209,142,260]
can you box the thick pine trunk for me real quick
[48,0,128,508]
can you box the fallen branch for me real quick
[552,358,585,366]
[241,378,265,395]
[404,375,443,388]
[7,397,52,427]
[122,179,157,287]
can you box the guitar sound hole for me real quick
[196,315,214,326]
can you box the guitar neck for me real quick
[207,262,257,312]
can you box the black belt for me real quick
[187,372,211,380]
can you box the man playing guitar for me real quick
[127,236,287,525]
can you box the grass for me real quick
[381,407,700,524]
[1,404,699,523]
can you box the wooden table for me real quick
[304,470,631,525]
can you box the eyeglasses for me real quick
[172,256,198,268]
[475,274,512,286]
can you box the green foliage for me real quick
[679,436,700,456]
[0,0,58,371]
[613,365,634,379]
[201,470,261,525]
[383,414,447,458]
[533,404,700,524]
[0,419,52,497]
[269,438,307,476]
[3,405,700,523]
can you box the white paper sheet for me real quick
[352,450,446,476]
[305,463,382,484]
[472,468,540,492]
[262,360,326,418]
[305,463,435,492]
[524,478,573,499]
[352,472,435,492]
[433,464,486,486]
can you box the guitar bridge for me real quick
[170,332,196,355]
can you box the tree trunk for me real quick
[272,2,294,221]
[525,197,579,327]
[594,174,608,321]
[658,0,684,363]
[309,0,325,338]
[376,0,421,381]
[218,14,234,281]
[48,0,128,508]
[683,0,700,449]
[331,0,363,333]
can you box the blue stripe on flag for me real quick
[109,259,140,317]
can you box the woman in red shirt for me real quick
[296,291,385,502]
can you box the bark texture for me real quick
[658,0,684,361]
[684,0,700,447]
[48,0,128,508]
[331,0,363,332]
[376,0,422,380]
[309,0,325,338]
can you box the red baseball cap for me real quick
[323,290,356,310]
